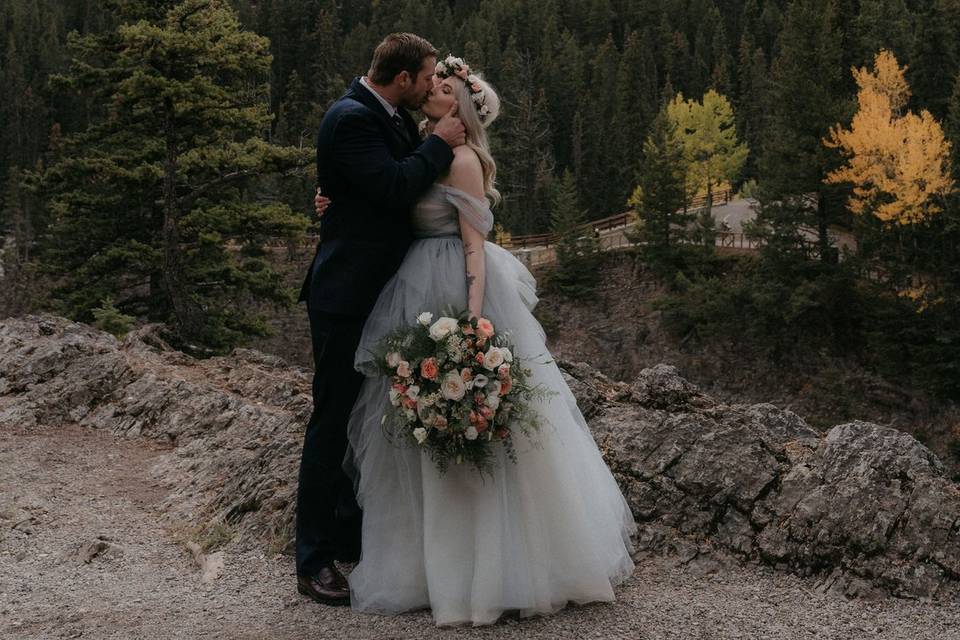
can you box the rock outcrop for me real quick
[1,314,958,600]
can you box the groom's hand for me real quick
[433,101,466,148]
[314,188,331,219]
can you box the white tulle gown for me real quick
[343,183,637,626]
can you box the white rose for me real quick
[464,426,479,440]
[440,371,466,401]
[417,311,433,326]
[429,316,459,341]
[500,347,513,363]
[488,380,502,397]
[482,347,505,370]
[485,393,500,411]
[405,385,420,399]
[397,360,411,377]
[413,427,428,444]
[386,351,401,368]
[472,374,488,388]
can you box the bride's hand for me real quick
[314,187,331,219]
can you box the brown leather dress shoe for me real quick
[297,564,350,606]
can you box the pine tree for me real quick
[614,30,659,194]
[497,38,555,234]
[853,0,912,65]
[946,71,960,182]
[38,0,311,353]
[540,28,583,172]
[908,3,958,122]
[735,32,768,183]
[626,108,691,261]
[579,34,620,217]
[758,0,848,262]
[549,169,601,299]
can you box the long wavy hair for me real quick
[447,73,502,207]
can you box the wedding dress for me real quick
[342,183,637,626]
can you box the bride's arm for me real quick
[447,148,487,319]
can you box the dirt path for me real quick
[2,423,959,640]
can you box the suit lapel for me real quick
[347,77,413,151]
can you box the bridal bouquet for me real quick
[372,309,552,476]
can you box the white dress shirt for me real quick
[359,76,399,119]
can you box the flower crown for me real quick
[434,54,492,122]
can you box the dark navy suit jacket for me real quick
[297,77,454,315]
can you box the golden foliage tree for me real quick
[666,89,749,208]
[822,49,955,225]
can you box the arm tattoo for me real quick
[466,272,476,289]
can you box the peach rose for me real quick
[475,317,495,338]
[420,357,439,381]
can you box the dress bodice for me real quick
[411,184,495,239]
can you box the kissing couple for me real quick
[294,32,636,627]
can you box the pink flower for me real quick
[460,367,473,382]
[475,317,495,338]
[469,410,489,431]
[396,360,412,377]
[420,357,439,381]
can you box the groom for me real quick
[294,33,465,605]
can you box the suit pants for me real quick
[295,303,366,575]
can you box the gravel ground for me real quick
[1,423,957,640]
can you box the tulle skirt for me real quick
[344,236,637,626]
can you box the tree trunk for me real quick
[161,97,200,342]
[817,189,830,262]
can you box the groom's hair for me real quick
[368,33,438,85]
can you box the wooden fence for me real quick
[503,189,732,250]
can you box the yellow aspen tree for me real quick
[823,49,955,225]
[667,90,749,209]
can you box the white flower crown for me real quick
[434,55,492,122]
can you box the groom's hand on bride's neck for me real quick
[433,101,466,148]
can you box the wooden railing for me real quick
[505,189,731,250]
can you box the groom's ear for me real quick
[395,69,412,89]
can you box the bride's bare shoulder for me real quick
[447,146,483,196]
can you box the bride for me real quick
[321,55,637,627]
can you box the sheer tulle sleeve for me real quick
[440,185,494,236]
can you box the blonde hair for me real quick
[448,73,502,207]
